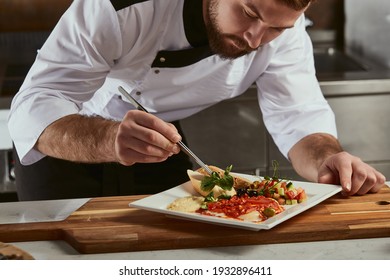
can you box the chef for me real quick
[8,0,385,200]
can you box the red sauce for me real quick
[197,194,284,221]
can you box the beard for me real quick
[204,0,258,60]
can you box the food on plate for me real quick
[235,176,308,206]
[167,196,204,212]
[168,164,307,223]
[196,165,253,190]
[198,193,285,222]
[187,166,236,198]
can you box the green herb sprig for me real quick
[200,165,234,192]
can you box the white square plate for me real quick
[129,173,341,231]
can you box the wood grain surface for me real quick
[0,242,34,260]
[0,187,389,254]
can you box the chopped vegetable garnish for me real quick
[200,165,234,191]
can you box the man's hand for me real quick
[36,112,181,165]
[288,133,386,196]
[317,151,386,195]
[115,110,181,165]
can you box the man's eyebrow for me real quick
[247,2,295,29]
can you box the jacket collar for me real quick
[151,0,213,68]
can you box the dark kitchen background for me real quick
[1,0,389,201]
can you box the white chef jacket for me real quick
[8,0,337,165]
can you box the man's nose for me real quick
[243,22,265,49]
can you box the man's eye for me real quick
[244,8,257,19]
[272,27,285,33]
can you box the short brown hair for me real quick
[276,0,315,11]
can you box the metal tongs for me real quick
[118,86,213,175]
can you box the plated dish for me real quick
[130,172,341,231]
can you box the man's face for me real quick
[203,0,306,59]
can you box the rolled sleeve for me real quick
[7,0,122,164]
[8,92,80,164]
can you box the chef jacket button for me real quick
[154,69,160,74]
[159,57,166,63]
[136,91,141,96]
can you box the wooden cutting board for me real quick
[0,187,389,254]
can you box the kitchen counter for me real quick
[1,183,389,260]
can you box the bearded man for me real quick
[8,0,385,200]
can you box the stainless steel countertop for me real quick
[320,78,390,96]
[314,48,390,96]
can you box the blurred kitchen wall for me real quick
[0,0,344,33]
[305,0,345,50]
[345,0,390,68]
[0,0,71,32]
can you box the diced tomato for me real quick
[296,187,304,194]
[285,189,298,200]
[277,197,286,205]
[296,189,307,202]
[267,180,276,187]
[280,182,288,191]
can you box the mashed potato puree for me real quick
[167,196,204,212]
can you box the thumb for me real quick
[340,178,352,193]
[318,172,336,185]
[319,170,351,195]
